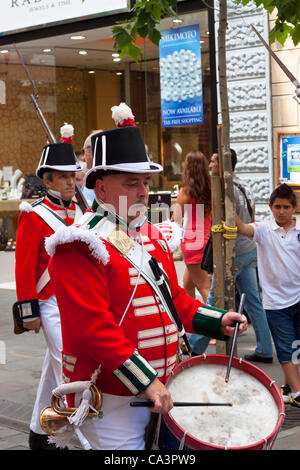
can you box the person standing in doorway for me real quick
[14,143,91,449]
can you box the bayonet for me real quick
[14,44,39,100]
[14,44,89,212]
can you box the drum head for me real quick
[162,354,285,450]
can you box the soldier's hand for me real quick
[23,318,41,334]
[221,311,247,337]
[142,378,173,414]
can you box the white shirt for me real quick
[233,174,256,256]
[82,186,95,206]
[252,216,300,310]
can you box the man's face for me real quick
[209,153,219,176]
[83,145,93,170]
[95,173,151,223]
[269,197,296,226]
[75,171,85,189]
[44,171,76,201]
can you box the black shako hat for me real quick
[36,142,82,179]
[84,103,163,189]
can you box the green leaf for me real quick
[137,9,149,25]
[127,43,142,62]
[113,28,132,49]
[152,3,164,21]
[138,24,149,38]
[291,23,300,46]
[274,24,291,45]
[268,27,277,44]
[148,28,162,46]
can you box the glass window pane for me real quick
[141,9,213,191]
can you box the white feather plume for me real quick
[111,102,134,126]
[60,122,74,138]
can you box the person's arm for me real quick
[236,214,254,239]
[171,187,190,225]
[15,212,42,333]
[251,203,255,223]
[158,242,248,341]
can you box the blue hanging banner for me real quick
[159,24,203,128]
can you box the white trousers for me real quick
[79,393,151,450]
[30,295,91,449]
[30,295,62,434]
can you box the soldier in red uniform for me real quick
[14,142,88,450]
[47,104,247,450]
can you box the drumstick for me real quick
[130,401,232,407]
[225,293,246,383]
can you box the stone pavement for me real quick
[0,251,299,451]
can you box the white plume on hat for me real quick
[84,102,163,189]
[60,122,74,144]
[111,103,135,127]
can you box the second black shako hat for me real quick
[84,103,163,189]
[36,142,82,179]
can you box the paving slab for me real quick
[0,252,299,451]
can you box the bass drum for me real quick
[158,354,285,450]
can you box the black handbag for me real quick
[201,234,213,274]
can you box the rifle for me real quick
[14,44,89,213]
[251,25,300,105]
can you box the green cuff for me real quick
[192,305,229,341]
[113,350,158,395]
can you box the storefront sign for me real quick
[159,24,203,128]
[277,132,300,186]
[0,0,129,36]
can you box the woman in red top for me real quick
[172,151,212,302]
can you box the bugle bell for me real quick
[40,383,102,435]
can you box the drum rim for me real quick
[163,354,285,450]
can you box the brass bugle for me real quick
[40,383,102,435]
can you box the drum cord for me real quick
[119,229,144,327]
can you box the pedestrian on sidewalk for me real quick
[171,150,212,302]
[236,183,300,407]
[46,103,248,450]
[188,150,273,360]
[14,143,89,450]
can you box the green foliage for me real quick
[112,0,177,61]
[236,0,300,45]
[112,0,300,61]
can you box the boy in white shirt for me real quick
[236,184,300,407]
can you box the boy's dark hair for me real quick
[269,183,297,207]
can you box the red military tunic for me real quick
[15,194,81,318]
[47,207,227,404]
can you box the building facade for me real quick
[0,0,299,218]
[215,0,300,219]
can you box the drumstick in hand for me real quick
[225,293,246,383]
[130,401,232,407]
